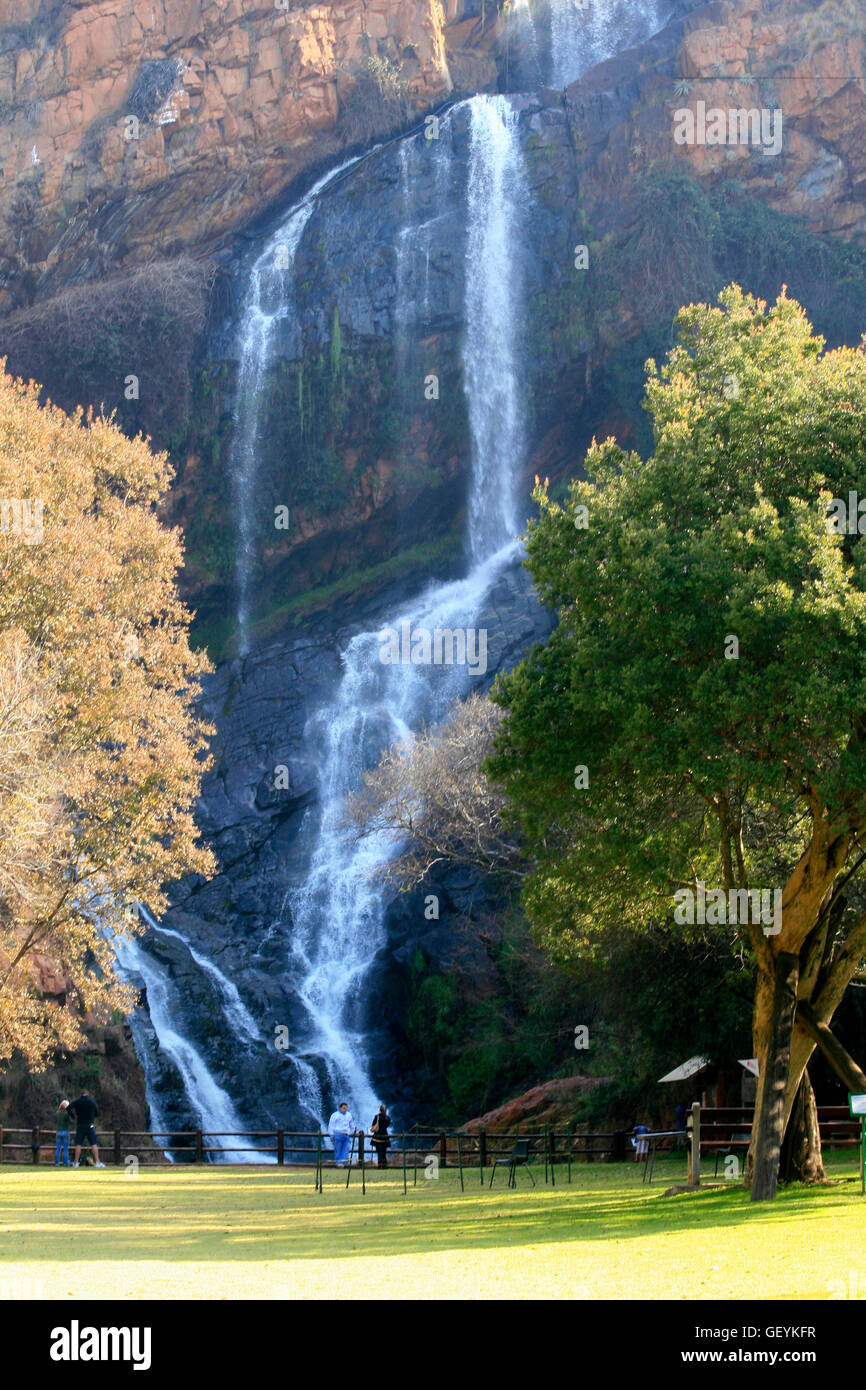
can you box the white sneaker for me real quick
[72,1161,79,1168]
[94,1161,106,1169]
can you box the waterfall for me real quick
[548,0,669,88]
[123,97,529,1138]
[463,97,525,563]
[504,0,544,90]
[111,0,684,1139]
[230,153,368,656]
[281,95,528,1128]
[114,932,269,1163]
[138,905,262,1049]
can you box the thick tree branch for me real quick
[795,1000,866,1092]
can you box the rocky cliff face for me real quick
[4,0,864,655]
[3,0,866,1132]
[568,0,866,240]
[128,560,554,1134]
[0,0,499,309]
[173,0,866,653]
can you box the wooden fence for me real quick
[1,1108,859,1167]
[0,1125,625,1167]
[700,1105,860,1149]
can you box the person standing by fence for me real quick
[328,1102,355,1166]
[69,1089,105,1168]
[631,1122,649,1162]
[54,1100,71,1167]
[370,1104,391,1168]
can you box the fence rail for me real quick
[0,1125,625,1166]
[700,1106,860,1148]
[0,1108,859,1166]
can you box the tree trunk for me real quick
[750,951,800,1202]
[779,1067,824,1184]
[745,965,774,1185]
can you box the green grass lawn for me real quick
[1,1155,864,1300]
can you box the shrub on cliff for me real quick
[0,258,215,454]
[338,56,411,147]
[345,690,522,886]
[0,368,215,1070]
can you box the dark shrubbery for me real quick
[0,257,216,447]
[338,56,411,147]
[127,58,185,124]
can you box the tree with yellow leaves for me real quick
[0,366,215,1069]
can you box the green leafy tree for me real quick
[488,286,866,1200]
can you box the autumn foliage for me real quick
[0,367,215,1068]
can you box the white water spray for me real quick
[114,932,268,1162]
[463,96,525,562]
[549,0,669,88]
[230,154,368,655]
[138,905,263,1049]
[280,96,528,1129]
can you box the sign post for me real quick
[849,1094,866,1195]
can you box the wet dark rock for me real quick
[128,553,552,1134]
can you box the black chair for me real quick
[713,1132,750,1178]
[489,1138,536,1189]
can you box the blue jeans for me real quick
[54,1131,70,1165]
[333,1133,351,1165]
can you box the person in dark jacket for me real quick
[54,1100,71,1167]
[69,1090,105,1168]
[370,1104,391,1168]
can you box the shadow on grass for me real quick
[0,1158,860,1266]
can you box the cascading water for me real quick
[463,98,525,562]
[114,929,268,1162]
[548,0,670,88]
[229,154,367,656]
[138,905,263,1050]
[280,95,528,1129]
[112,1,683,1142]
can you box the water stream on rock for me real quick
[121,4,678,1145]
[549,0,668,88]
[229,152,369,657]
[508,0,670,90]
[115,924,267,1162]
[282,94,527,1131]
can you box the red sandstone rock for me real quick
[461,1077,609,1133]
[0,0,493,304]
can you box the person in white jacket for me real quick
[328,1102,355,1166]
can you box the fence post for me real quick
[613,1130,626,1162]
[439,1130,447,1169]
[688,1102,701,1188]
[567,1122,573,1184]
[456,1132,465,1192]
[195,1129,203,1164]
[549,1127,556,1187]
[114,1131,122,1166]
[277,1129,285,1166]
[345,1131,358,1189]
[479,1126,487,1183]
[31,1126,40,1164]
